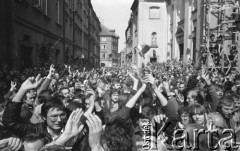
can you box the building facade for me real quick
[125,0,240,71]
[120,49,126,67]
[100,24,119,67]
[125,0,169,68]
[0,0,101,70]
[167,0,239,70]
[166,0,203,64]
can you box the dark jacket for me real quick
[161,99,178,143]
[2,101,52,140]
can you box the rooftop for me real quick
[100,24,119,38]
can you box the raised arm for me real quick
[84,89,96,116]
[5,81,16,100]
[2,75,42,137]
[202,71,219,111]
[13,74,42,103]
[145,74,168,106]
[127,71,139,91]
[125,83,146,108]
[145,74,178,142]
[37,64,55,95]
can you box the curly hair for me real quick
[103,123,132,151]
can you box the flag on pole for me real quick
[134,44,150,59]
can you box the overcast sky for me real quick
[91,0,134,53]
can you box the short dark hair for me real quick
[103,123,132,151]
[23,133,50,145]
[66,101,85,117]
[41,97,66,118]
[138,103,156,120]
[219,96,235,108]
[37,90,52,105]
[178,106,189,116]
[110,89,120,97]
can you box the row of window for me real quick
[100,44,118,50]
[112,45,118,50]
[101,37,107,42]
[33,0,89,25]
[100,37,118,43]
[149,6,160,19]
[33,0,48,15]
[101,53,116,59]
[125,32,158,46]
[129,6,161,20]
[33,0,61,24]
[101,44,106,49]
[112,38,118,43]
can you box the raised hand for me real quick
[162,81,171,95]
[153,114,167,124]
[10,81,17,91]
[8,137,22,151]
[128,70,137,81]
[84,89,96,116]
[86,114,103,151]
[21,74,42,90]
[47,64,55,79]
[201,70,211,85]
[52,109,84,146]
[144,74,156,89]
[63,108,84,138]
[0,137,22,151]
[68,65,72,74]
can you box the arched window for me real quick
[149,7,160,19]
[151,32,157,46]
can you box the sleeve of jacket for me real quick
[161,99,178,142]
[109,106,132,129]
[95,110,105,124]
[37,78,52,95]
[4,90,13,100]
[2,102,37,137]
[206,84,219,112]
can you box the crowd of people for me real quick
[0,60,240,151]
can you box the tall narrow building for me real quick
[125,0,169,67]
[100,24,119,67]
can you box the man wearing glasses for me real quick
[2,75,67,142]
